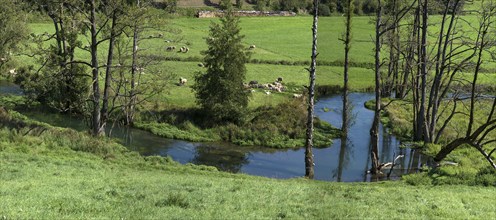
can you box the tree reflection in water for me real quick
[192,144,249,172]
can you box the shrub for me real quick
[403,173,432,186]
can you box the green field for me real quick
[23,14,496,110]
[2,4,496,218]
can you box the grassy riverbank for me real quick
[1,109,495,219]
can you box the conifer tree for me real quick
[193,10,250,125]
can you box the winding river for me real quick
[1,81,425,182]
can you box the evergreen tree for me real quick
[193,10,250,125]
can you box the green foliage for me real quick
[274,0,311,12]
[219,0,232,10]
[135,121,219,142]
[476,167,496,187]
[403,173,433,186]
[319,4,332,16]
[423,143,442,157]
[254,0,271,11]
[0,0,29,73]
[15,64,89,114]
[193,10,250,125]
[217,99,339,148]
[236,0,244,9]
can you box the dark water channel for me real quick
[1,81,425,182]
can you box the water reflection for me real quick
[0,81,22,95]
[1,81,426,182]
[192,144,249,172]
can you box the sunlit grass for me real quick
[1,122,495,219]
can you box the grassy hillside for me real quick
[1,110,495,219]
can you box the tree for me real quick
[341,0,353,134]
[15,0,90,114]
[370,0,415,174]
[220,0,232,10]
[193,10,250,125]
[0,0,28,71]
[236,0,244,9]
[305,0,319,179]
[432,0,496,169]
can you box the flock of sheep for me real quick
[171,43,302,98]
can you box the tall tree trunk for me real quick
[305,0,319,179]
[128,0,141,126]
[90,0,102,136]
[411,5,421,138]
[370,0,382,175]
[101,11,118,135]
[342,0,353,134]
[415,0,428,142]
[337,136,347,182]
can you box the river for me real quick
[1,81,425,182]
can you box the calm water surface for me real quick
[1,81,425,181]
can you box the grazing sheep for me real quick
[293,94,303,98]
[166,46,176,51]
[179,46,189,53]
[179,77,187,85]
[249,45,256,49]
[8,69,16,75]
[158,33,163,37]
[265,91,271,95]
[249,80,258,85]
[198,63,205,67]
[277,77,283,82]
[148,35,154,38]
[0,57,6,62]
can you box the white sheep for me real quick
[179,77,187,85]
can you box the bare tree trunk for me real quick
[415,0,428,142]
[89,0,102,136]
[101,11,118,135]
[305,0,319,179]
[370,0,383,175]
[128,0,141,126]
[342,0,353,134]
[411,5,420,139]
[337,136,347,182]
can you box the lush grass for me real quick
[1,110,495,219]
[147,61,375,109]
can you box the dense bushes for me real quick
[218,98,339,148]
[138,98,339,148]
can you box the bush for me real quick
[476,167,496,186]
[318,4,331,16]
[403,173,432,186]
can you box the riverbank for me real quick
[367,97,496,186]
[1,109,495,218]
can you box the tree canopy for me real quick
[193,10,250,125]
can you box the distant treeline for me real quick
[246,0,466,16]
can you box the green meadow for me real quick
[0,111,495,219]
[1,2,496,218]
[24,15,496,110]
